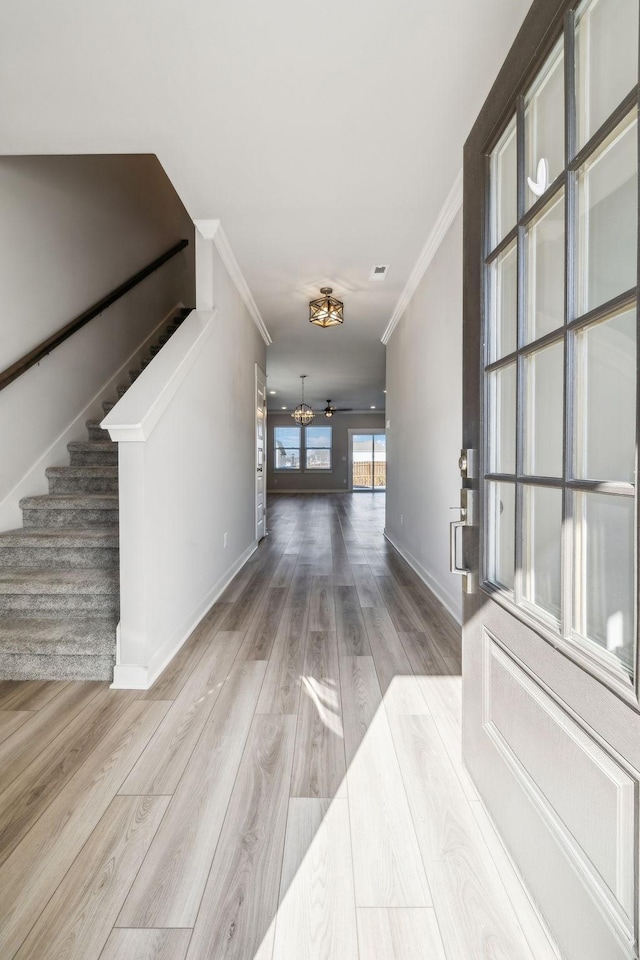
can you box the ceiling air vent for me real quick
[369,264,390,281]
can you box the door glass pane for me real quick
[524,341,564,478]
[574,492,635,679]
[489,363,516,474]
[353,434,373,490]
[577,111,638,315]
[489,241,518,361]
[525,41,564,210]
[523,485,563,622]
[575,0,639,149]
[574,306,637,482]
[487,481,515,591]
[490,117,517,248]
[525,192,565,342]
[373,434,387,489]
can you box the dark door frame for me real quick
[462,0,574,629]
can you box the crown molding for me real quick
[381,168,463,345]
[194,219,272,345]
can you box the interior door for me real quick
[256,365,267,541]
[461,3,640,959]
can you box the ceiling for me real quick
[0,0,531,412]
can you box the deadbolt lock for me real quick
[458,448,477,479]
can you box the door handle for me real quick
[449,519,477,594]
[450,520,470,576]
[450,490,478,594]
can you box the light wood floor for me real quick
[0,493,560,960]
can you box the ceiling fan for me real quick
[323,399,353,418]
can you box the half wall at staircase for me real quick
[104,232,268,688]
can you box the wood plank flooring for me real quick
[0,492,560,960]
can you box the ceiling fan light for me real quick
[309,287,344,328]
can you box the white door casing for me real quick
[256,365,267,542]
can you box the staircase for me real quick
[0,307,192,682]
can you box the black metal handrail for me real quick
[0,238,189,393]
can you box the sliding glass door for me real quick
[351,432,386,491]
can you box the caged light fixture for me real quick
[291,375,315,426]
[309,287,344,328]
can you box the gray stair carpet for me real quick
[0,307,192,682]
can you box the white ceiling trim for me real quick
[194,219,272,345]
[381,168,463,345]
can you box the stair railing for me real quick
[0,238,189,393]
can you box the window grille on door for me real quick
[483,0,639,696]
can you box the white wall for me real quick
[105,236,267,688]
[385,207,463,622]
[0,154,194,530]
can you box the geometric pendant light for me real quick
[291,375,315,426]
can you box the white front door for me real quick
[256,365,267,542]
[462,3,640,959]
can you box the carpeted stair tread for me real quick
[0,526,119,569]
[20,494,119,526]
[85,420,111,440]
[67,441,118,466]
[46,465,118,494]
[0,526,118,546]
[20,494,119,510]
[0,617,117,655]
[46,466,118,479]
[0,654,115,681]
[0,567,118,594]
[67,441,116,454]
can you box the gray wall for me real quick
[0,154,194,370]
[0,154,195,530]
[385,207,463,621]
[267,412,386,492]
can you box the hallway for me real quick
[0,493,559,960]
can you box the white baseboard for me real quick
[0,302,185,533]
[111,539,258,690]
[110,662,151,690]
[384,529,462,625]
